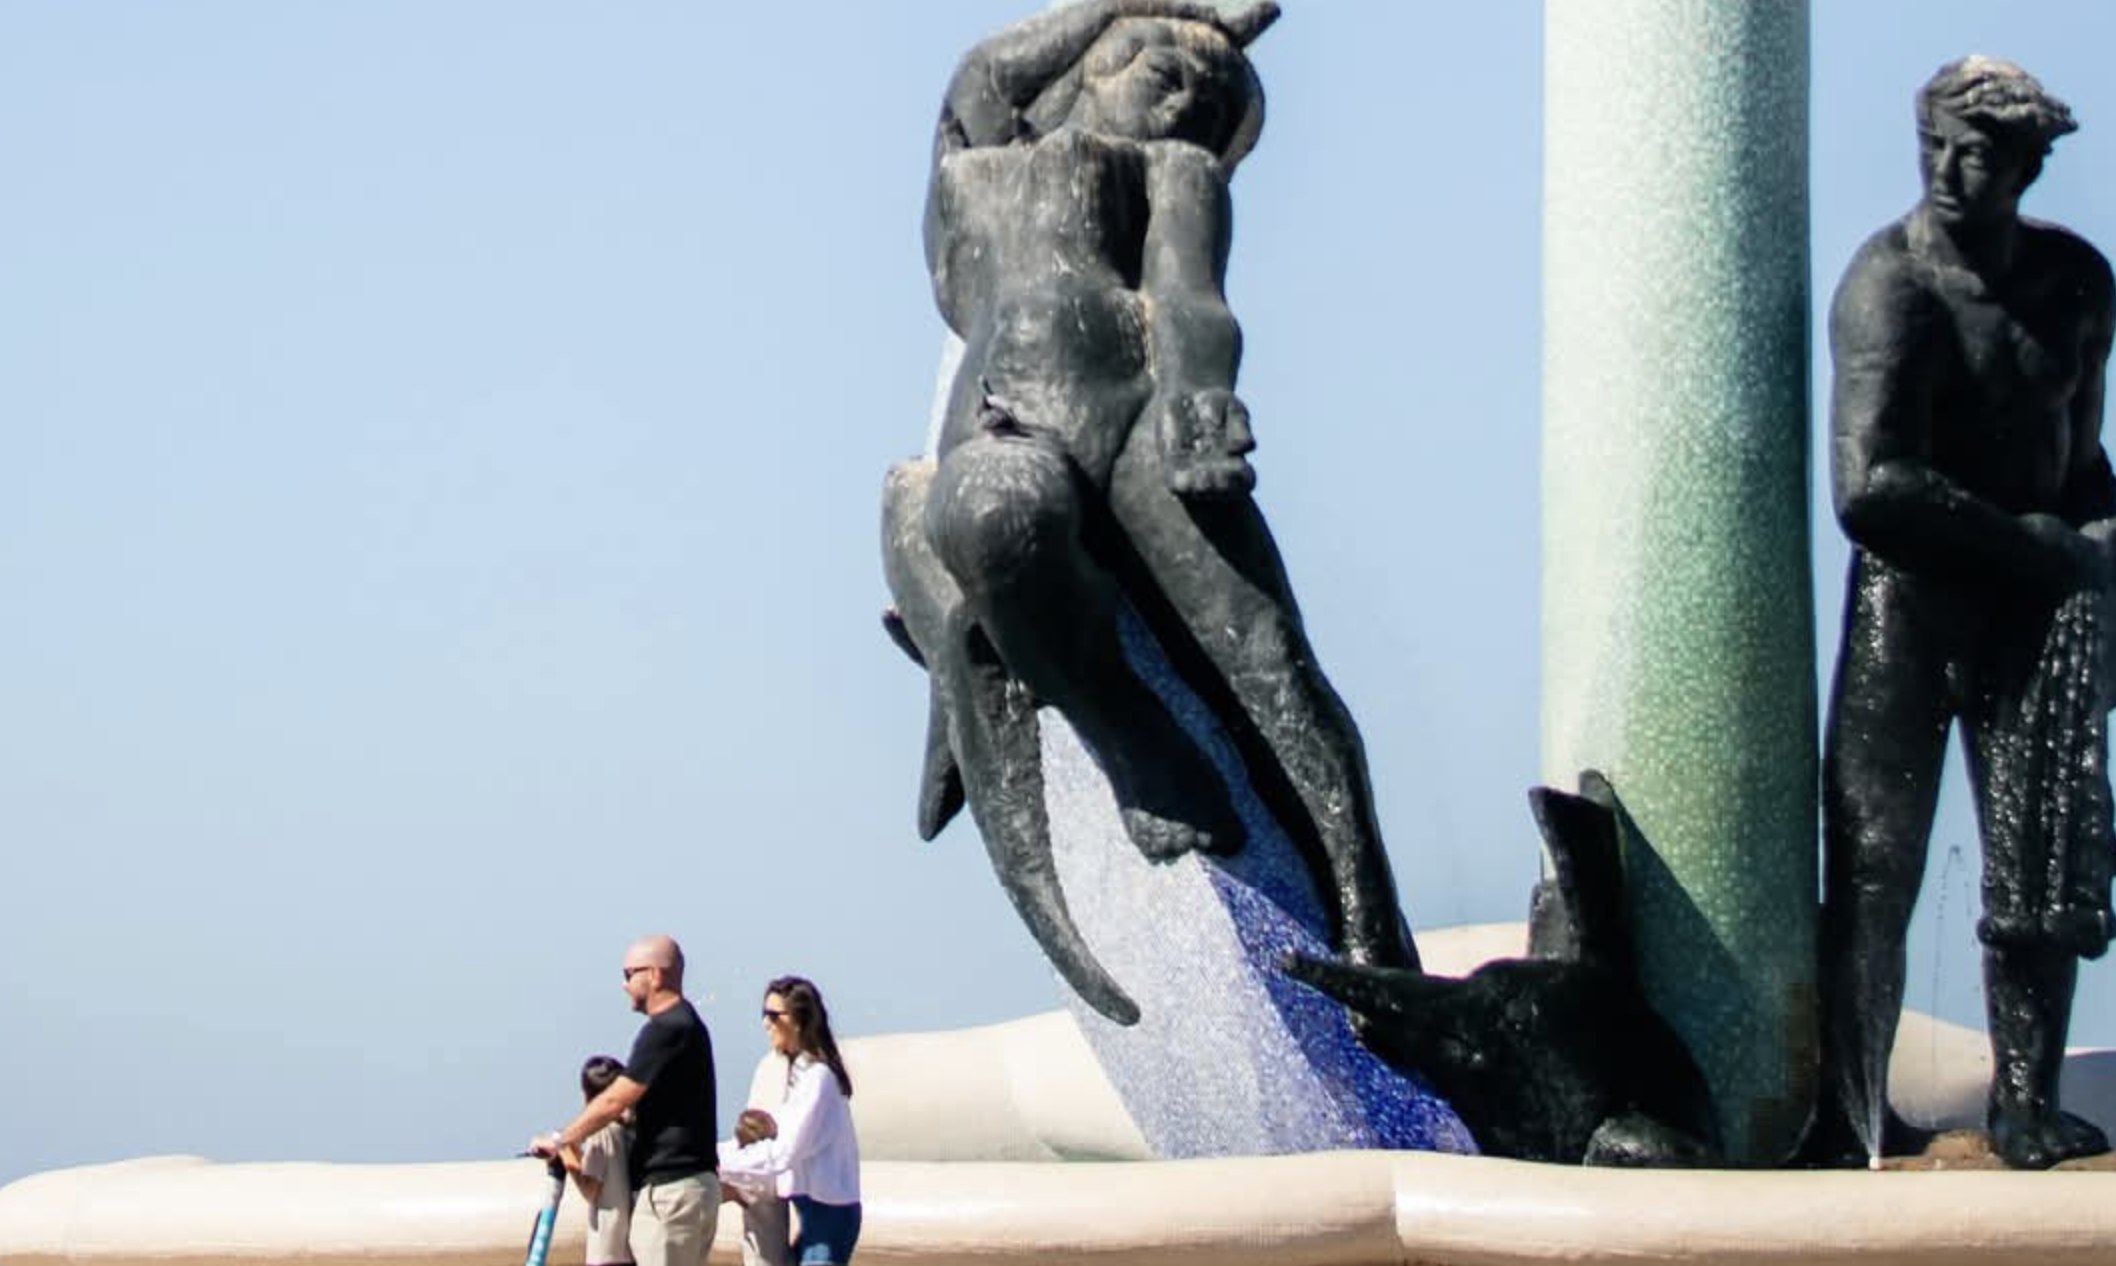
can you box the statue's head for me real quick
[1028,16,1267,169]
[1915,56,2076,223]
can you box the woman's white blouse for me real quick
[718,1053,861,1205]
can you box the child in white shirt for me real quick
[562,1054,635,1266]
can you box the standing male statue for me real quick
[1813,55,2116,1169]
[881,0,1416,1025]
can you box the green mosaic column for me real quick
[1543,0,1817,1163]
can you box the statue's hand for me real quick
[1159,388,1256,500]
[2024,512,2111,593]
[2081,520,2116,710]
[1215,0,1280,44]
[1110,0,1279,44]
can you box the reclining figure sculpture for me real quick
[881,0,1417,1025]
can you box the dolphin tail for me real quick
[948,629,1140,1025]
[1526,770,1635,972]
[883,461,970,839]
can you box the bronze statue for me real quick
[880,0,1417,1024]
[1289,772,1723,1166]
[1812,55,2116,1169]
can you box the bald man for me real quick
[535,935,721,1266]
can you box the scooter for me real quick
[520,1151,567,1266]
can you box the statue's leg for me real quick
[928,432,1237,860]
[1962,692,2112,1168]
[1105,433,1413,971]
[1810,579,1951,1164]
[1980,940,2106,1167]
[883,457,1142,1023]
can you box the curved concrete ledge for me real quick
[7,925,2112,1264]
[0,1154,560,1266]
[6,1148,2116,1266]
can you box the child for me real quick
[563,1054,634,1266]
[736,1108,776,1148]
[717,1109,778,1207]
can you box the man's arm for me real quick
[529,1076,644,1159]
[1830,236,2084,593]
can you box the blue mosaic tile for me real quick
[1039,605,1475,1158]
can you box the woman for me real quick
[720,977,861,1265]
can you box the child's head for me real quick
[580,1054,625,1103]
[735,1108,776,1147]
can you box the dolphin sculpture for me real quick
[1287,772,1722,1166]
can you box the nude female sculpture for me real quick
[881,1,1416,1024]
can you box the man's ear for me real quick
[2015,149,2045,196]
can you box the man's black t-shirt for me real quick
[623,999,718,1187]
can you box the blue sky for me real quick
[4,2,2115,1184]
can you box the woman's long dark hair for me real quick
[766,975,852,1099]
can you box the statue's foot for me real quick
[1098,733,1240,862]
[1118,805,1225,861]
[1991,1105,2110,1169]
[1584,1111,1715,1168]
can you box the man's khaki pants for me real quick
[631,1172,720,1266]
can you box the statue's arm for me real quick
[2062,243,2116,526]
[923,2,1275,339]
[1141,143,1239,391]
[932,1,1238,156]
[1139,144,1254,499]
[1829,239,2082,593]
